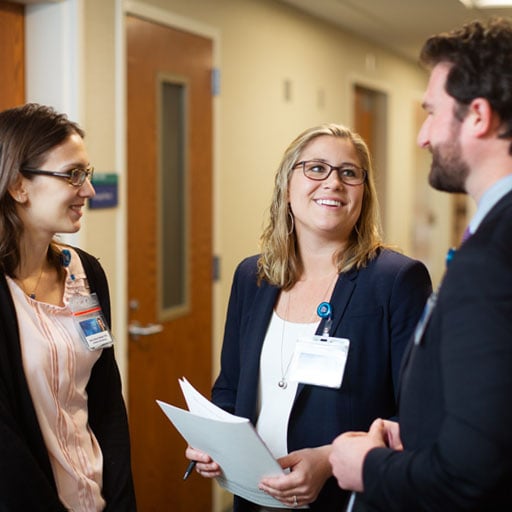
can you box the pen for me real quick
[183,460,197,480]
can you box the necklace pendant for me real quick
[278,379,287,389]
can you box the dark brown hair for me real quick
[0,103,84,274]
[420,18,512,146]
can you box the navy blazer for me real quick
[362,190,512,511]
[212,248,432,511]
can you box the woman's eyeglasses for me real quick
[21,166,95,187]
[293,160,366,186]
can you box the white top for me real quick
[256,311,319,458]
[7,248,105,512]
[255,312,318,512]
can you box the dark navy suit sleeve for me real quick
[361,202,512,511]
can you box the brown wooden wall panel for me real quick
[0,1,25,110]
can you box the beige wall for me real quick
[77,0,435,397]
[23,1,446,509]
[82,0,127,378]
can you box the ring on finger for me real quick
[293,495,298,507]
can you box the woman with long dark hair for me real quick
[0,103,136,511]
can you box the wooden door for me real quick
[127,15,213,512]
[354,85,387,227]
[0,0,24,110]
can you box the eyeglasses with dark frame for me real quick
[21,165,95,188]
[293,160,366,186]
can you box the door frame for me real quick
[346,73,391,238]
[115,0,222,509]
[115,0,220,391]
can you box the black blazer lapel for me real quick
[237,282,279,422]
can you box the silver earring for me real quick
[287,210,295,235]
[354,223,362,240]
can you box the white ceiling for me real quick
[279,0,512,62]
[10,0,512,62]
[10,0,62,4]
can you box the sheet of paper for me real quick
[178,377,243,422]
[157,379,297,508]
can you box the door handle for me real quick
[128,321,164,340]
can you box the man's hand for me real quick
[329,418,401,492]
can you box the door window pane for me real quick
[159,79,188,318]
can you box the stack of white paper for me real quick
[157,378,295,508]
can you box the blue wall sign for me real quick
[89,173,118,209]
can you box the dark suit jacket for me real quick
[361,190,512,511]
[0,247,136,511]
[212,248,432,511]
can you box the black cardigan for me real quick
[0,247,136,511]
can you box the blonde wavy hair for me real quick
[257,123,384,288]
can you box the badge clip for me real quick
[317,301,332,339]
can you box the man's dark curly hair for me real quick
[420,17,512,145]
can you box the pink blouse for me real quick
[7,248,106,511]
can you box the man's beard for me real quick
[428,134,469,194]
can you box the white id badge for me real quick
[288,335,350,388]
[68,293,114,350]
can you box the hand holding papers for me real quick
[157,378,295,508]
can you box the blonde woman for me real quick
[187,124,431,511]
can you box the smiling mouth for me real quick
[315,199,342,207]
